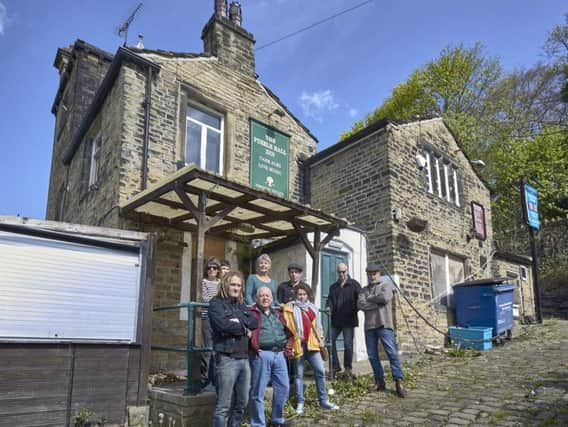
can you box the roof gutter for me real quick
[62,47,160,165]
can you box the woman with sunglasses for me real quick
[284,283,339,414]
[201,257,221,390]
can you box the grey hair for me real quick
[255,253,272,270]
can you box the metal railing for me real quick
[152,302,333,395]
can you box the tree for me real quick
[341,31,568,253]
[491,128,568,239]
[545,14,568,104]
[341,44,502,159]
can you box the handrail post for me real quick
[185,304,192,395]
[185,303,201,395]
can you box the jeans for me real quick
[331,326,355,370]
[212,354,251,427]
[201,318,216,386]
[364,327,404,382]
[249,350,290,426]
[295,343,327,404]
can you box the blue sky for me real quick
[0,0,565,219]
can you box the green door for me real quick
[321,250,348,350]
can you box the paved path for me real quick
[293,319,568,426]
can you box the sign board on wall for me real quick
[249,119,289,198]
[471,201,487,241]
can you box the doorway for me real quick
[320,249,348,350]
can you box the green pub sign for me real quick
[249,119,289,198]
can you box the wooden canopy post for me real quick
[174,181,235,393]
[174,181,235,301]
[294,224,340,301]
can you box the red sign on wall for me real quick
[471,202,487,241]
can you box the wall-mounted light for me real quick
[415,154,426,170]
[471,159,486,167]
[392,208,402,222]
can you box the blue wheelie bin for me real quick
[453,278,515,336]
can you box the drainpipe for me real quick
[141,67,153,191]
[60,165,70,221]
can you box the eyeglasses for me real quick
[207,266,218,270]
[337,270,347,274]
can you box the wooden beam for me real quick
[311,229,321,298]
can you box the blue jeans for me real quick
[249,350,290,426]
[331,326,355,370]
[295,343,327,404]
[212,354,250,427]
[365,327,404,382]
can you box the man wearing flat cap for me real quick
[277,262,309,305]
[358,263,406,397]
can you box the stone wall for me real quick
[46,44,112,220]
[114,53,316,207]
[59,70,125,228]
[388,119,494,350]
[538,218,568,318]
[309,118,494,353]
[491,255,535,321]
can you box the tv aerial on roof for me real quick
[116,2,144,47]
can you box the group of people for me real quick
[201,254,406,427]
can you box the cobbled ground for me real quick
[292,319,568,426]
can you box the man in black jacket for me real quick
[277,262,308,304]
[326,262,361,378]
[209,271,258,427]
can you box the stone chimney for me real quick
[229,2,242,26]
[215,0,228,18]
[202,0,255,76]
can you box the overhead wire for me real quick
[255,0,375,51]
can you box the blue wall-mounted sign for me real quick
[524,184,540,230]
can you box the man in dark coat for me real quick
[326,262,361,378]
[277,262,308,304]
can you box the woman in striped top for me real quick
[201,256,221,390]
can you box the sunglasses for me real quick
[207,266,219,270]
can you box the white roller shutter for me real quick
[0,230,141,342]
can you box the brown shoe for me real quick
[395,379,407,398]
[368,378,386,392]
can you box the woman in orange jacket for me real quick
[283,283,339,415]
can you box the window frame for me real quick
[185,102,224,175]
[429,248,465,306]
[423,147,462,207]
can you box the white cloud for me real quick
[0,2,7,35]
[348,107,359,118]
[299,89,338,122]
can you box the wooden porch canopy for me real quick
[120,165,348,297]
